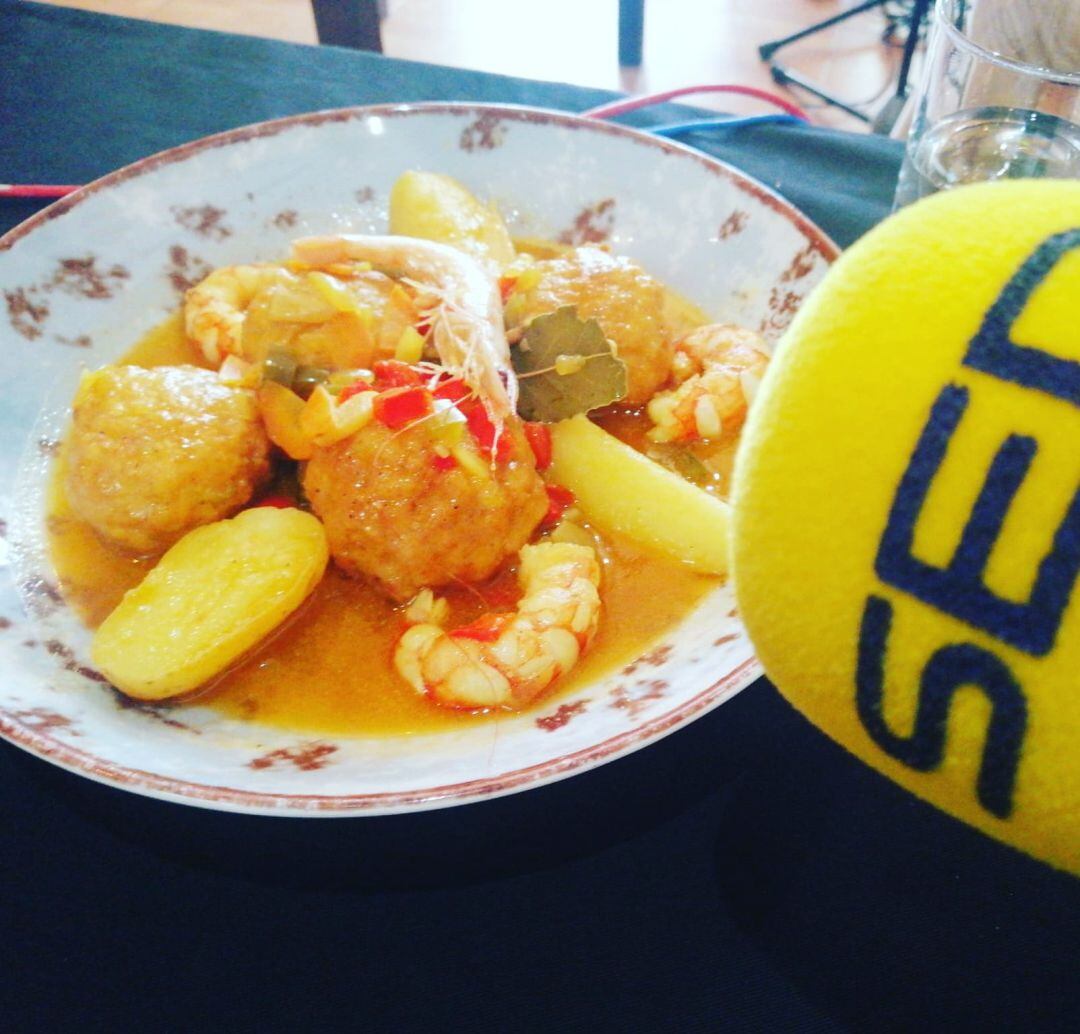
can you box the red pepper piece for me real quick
[373,386,432,429]
[338,378,373,403]
[431,453,456,472]
[373,359,423,390]
[494,430,514,463]
[432,377,470,404]
[498,275,518,303]
[465,402,495,450]
[451,612,515,643]
[252,495,295,509]
[540,483,575,528]
[464,404,515,463]
[523,421,552,470]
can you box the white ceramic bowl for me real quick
[0,104,836,815]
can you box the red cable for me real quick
[2,88,808,203]
[581,84,811,122]
[0,184,81,198]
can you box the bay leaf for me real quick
[512,306,627,422]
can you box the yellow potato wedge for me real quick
[548,415,731,575]
[258,381,314,460]
[92,507,329,700]
[510,236,572,262]
[662,288,711,341]
[389,170,515,275]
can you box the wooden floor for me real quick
[39,0,910,130]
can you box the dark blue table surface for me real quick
[2,3,1078,1032]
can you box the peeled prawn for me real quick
[291,234,515,424]
[646,323,769,443]
[184,264,283,366]
[394,541,601,709]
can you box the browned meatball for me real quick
[66,365,271,554]
[508,247,673,404]
[303,417,548,601]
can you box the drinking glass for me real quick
[894,0,1080,208]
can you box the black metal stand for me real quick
[770,64,878,123]
[759,0,887,63]
[758,0,931,129]
[311,0,383,52]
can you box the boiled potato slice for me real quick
[92,507,328,700]
[511,236,572,262]
[548,415,731,575]
[389,170,515,275]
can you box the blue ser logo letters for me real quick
[855,228,1080,818]
[856,596,1026,818]
[965,228,1080,406]
[876,384,1080,656]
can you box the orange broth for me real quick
[47,316,717,735]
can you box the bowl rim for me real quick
[0,102,837,816]
[0,101,840,258]
[0,657,759,816]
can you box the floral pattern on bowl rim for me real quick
[0,103,837,815]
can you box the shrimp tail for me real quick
[645,323,770,444]
[291,234,516,424]
[394,541,601,709]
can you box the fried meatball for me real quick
[509,247,673,404]
[66,365,271,554]
[303,418,548,601]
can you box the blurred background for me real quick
[34,0,919,129]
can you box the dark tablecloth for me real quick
[2,3,1078,1032]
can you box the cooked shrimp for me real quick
[186,262,401,370]
[646,323,769,444]
[290,234,514,426]
[185,264,282,365]
[394,541,601,709]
